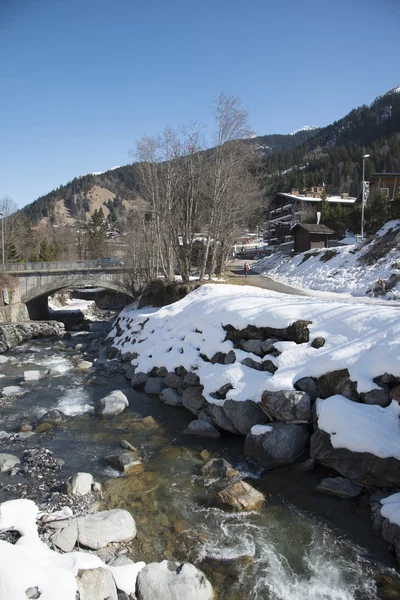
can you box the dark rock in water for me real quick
[144,377,165,395]
[208,403,240,434]
[294,377,319,400]
[381,519,400,566]
[245,423,309,470]
[183,420,221,439]
[222,399,269,435]
[316,477,362,499]
[311,337,325,349]
[201,458,239,480]
[160,388,183,406]
[310,429,400,487]
[261,390,312,423]
[163,372,185,390]
[318,369,359,401]
[182,387,206,415]
[107,451,141,472]
[293,458,317,473]
[197,410,217,426]
[131,372,148,389]
[375,574,400,600]
[36,409,67,426]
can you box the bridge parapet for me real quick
[5,258,125,273]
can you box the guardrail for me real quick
[4,259,125,272]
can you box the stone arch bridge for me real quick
[5,259,128,319]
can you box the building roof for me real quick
[290,223,335,235]
[276,192,357,204]
[370,173,400,177]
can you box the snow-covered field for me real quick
[254,220,400,299]
[110,284,400,403]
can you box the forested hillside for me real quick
[261,87,400,200]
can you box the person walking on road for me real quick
[244,262,250,278]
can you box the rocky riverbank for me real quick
[0,321,65,354]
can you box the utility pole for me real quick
[361,154,370,240]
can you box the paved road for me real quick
[227,261,308,296]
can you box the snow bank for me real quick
[254,220,400,299]
[111,284,400,401]
[0,498,145,600]
[318,395,400,460]
[251,425,273,436]
[381,492,400,527]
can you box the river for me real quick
[0,317,398,600]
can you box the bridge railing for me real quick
[4,259,125,272]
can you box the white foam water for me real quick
[56,388,93,416]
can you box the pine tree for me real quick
[86,209,108,259]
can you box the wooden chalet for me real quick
[291,223,335,253]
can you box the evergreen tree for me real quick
[86,209,108,259]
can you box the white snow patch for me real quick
[0,498,145,599]
[318,395,400,460]
[380,492,400,527]
[2,386,25,397]
[251,424,273,436]
[110,284,400,403]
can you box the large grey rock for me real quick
[261,390,312,423]
[182,387,206,415]
[183,372,200,386]
[197,410,216,426]
[24,370,42,382]
[144,377,165,395]
[240,339,264,356]
[183,420,221,439]
[131,372,148,389]
[37,409,67,426]
[208,403,240,433]
[381,519,400,565]
[76,567,118,600]
[217,480,265,511]
[244,423,309,470]
[160,388,183,406]
[75,509,136,549]
[310,428,400,487]
[316,477,362,499]
[222,399,269,435]
[95,391,129,416]
[294,377,319,400]
[67,472,94,496]
[50,524,77,552]
[136,560,215,600]
[0,453,20,472]
[361,388,391,408]
[163,372,185,390]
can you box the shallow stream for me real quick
[0,326,398,599]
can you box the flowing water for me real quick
[0,325,398,599]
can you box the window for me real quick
[381,187,389,197]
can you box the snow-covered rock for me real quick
[136,560,215,600]
[261,390,313,423]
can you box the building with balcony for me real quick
[267,186,357,246]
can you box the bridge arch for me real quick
[22,277,123,304]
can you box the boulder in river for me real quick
[160,387,183,406]
[2,385,25,397]
[310,429,400,487]
[95,390,129,416]
[23,370,43,382]
[244,423,309,470]
[131,372,148,389]
[217,480,265,511]
[184,420,221,439]
[75,509,136,550]
[316,477,362,499]
[107,451,142,472]
[144,377,165,395]
[66,472,94,496]
[222,399,269,435]
[182,386,206,415]
[0,453,20,472]
[136,560,215,600]
[201,458,240,480]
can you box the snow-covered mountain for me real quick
[289,125,318,136]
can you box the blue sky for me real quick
[1,0,399,208]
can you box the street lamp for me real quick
[0,212,4,267]
[361,154,370,240]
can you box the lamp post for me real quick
[361,154,370,240]
[0,212,4,267]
